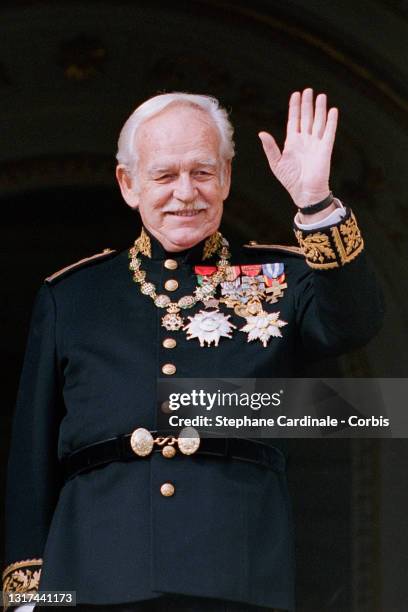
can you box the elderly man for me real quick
[3,89,383,612]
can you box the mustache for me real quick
[161,202,210,213]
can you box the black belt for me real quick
[62,432,286,481]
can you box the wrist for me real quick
[293,189,331,209]
[297,201,337,224]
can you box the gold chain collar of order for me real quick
[129,228,231,332]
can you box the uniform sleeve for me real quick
[293,207,385,357]
[2,284,65,609]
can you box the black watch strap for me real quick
[297,191,334,215]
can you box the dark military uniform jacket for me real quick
[3,208,384,611]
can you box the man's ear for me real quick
[221,159,232,200]
[116,165,139,210]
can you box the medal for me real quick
[241,264,261,277]
[265,280,288,304]
[262,263,284,278]
[129,229,232,342]
[264,273,286,287]
[262,263,287,303]
[162,311,184,331]
[130,231,290,348]
[224,265,241,281]
[234,298,263,318]
[184,310,237,347]
[240,311,288,347]
[220,278,241,296]
[194,266,217,276]
[240,276,266,301]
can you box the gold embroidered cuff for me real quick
[2,559,42,611]
[294,208,364,269]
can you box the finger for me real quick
[287,91,301,136]
[322,107,338,149]
[312,93,327,138]
[300,88,314,134]
[258,132,281,171]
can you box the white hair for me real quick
[116,92,235,175]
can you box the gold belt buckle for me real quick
[130,427,200,458]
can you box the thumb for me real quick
[258,131,281,171]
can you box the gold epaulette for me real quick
[243,242,304,256]
[45,248,116,283]
[2,558,42,611]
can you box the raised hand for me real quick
[259,88,338,210]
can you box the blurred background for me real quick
[1,1,407,610]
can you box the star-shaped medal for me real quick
[240,311,288,348]
[183,310,236,347]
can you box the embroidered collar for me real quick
[134,227,223,264]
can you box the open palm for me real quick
[259,88,338,208]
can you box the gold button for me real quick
[162,445,176,458]
[164,279,178,291]
[163,338,177,349]
[161,400,171,413]
[160,482,175,497]
[162,363,176,376]
[164,259,178,270]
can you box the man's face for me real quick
[116,105,231,252]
